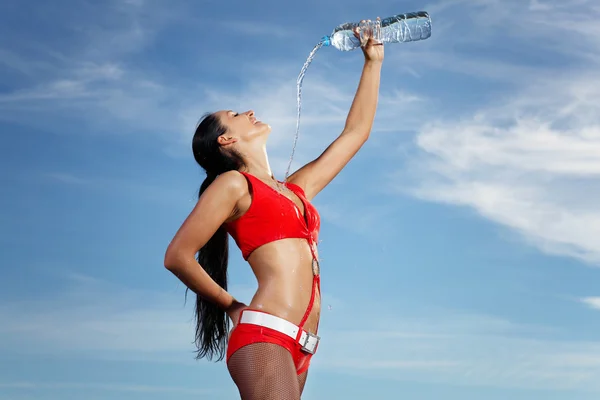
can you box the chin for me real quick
[248,123,271,143]
[257,122,272,136]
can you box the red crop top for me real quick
[225,171,321,260]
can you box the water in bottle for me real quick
[322,12,432,51]
[284,11,432,178]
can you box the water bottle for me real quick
[321,11,432,51]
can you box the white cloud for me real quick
[2,1,600,397]
[0,62,126,102]
[41,171,194,209]
[314,201,393,236]
[0,0,181,138]
[4,0,599,275]
[581,297,600,310]
[0,271,258,363]
[0,277,190,356]
[393,0,600,265]
[2,271,599,392]
[314,310,600,392]
[215,20,294,39]
[0,0,431,174]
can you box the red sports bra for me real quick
[225,171,321,260]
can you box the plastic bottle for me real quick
[322,11,432,51]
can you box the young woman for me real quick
[164,25,383,399]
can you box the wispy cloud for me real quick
[0,381,216,396]
[0,270,261,364]
[315,201,393,237]
[4,0,599,272]
[216,20,294,39]
[3,271,599,392]
[581,297,600,311]
[41,171,195,209]
[0,273,191,357]
[391,0,600,265]
[0,62,125,102]
[0,0,430,174]
[315,309,600,392]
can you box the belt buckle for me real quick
[300,331,320,354]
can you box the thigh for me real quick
[297,370,309,395]
[227,342,301,400]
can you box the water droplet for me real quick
[328,305,332,310]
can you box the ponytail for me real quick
[190,172,230,361]
[189,113,245,361]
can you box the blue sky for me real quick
[1,0,600,399]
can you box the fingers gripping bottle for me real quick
[322,11,432,51]
[285,11,432,178]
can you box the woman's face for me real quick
[215,110,271,145]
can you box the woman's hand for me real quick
[225,300,247,329]
[354,18,384,64]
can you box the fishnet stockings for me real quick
[297,370,308,395]
[228,342,309,400]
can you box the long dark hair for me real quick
[190,112,245,361]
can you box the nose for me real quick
[245,110,254,117]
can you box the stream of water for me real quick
[284,40,325,179]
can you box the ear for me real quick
[217,135,238,146]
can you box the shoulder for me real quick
[208,170,249,201]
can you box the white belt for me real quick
[239,310,320,354]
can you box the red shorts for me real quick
[226,310,316,375]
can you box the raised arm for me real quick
[164,170,246,311]
[287,26,384,200]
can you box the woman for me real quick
[164,25,383,399]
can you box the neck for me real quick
[243,145,275,181]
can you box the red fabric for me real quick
[226,309,317,375]
[225,172,321,260]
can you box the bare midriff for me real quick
[245,238,320,334]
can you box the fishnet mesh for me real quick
[297,370,308,395]
[227,343,301,400]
